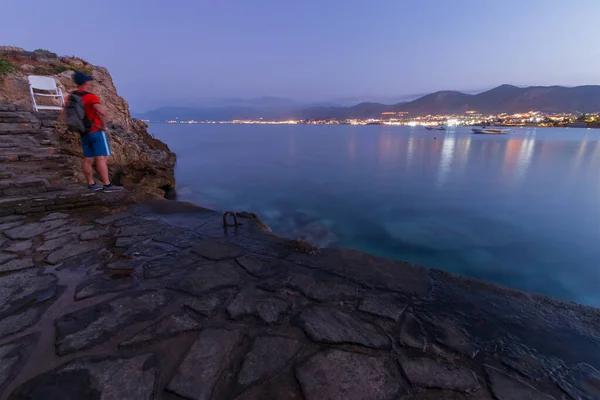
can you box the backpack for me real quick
[65,91,92,135]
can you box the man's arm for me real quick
[93,103,107,131]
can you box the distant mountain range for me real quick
[135,85,600,121]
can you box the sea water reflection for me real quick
[151,124,600,307]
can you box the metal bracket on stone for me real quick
[223,211,240,228]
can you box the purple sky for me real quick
[2,0,600,111]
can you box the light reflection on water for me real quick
[436,133,456,187]
[151,124,600,307]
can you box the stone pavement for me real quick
[0,201,599,399]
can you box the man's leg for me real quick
[90,131,122,191]
[95,156,110,186]
[82,158,95,185]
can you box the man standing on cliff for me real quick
[64,71,123,191]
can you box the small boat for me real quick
[425,125,445,131]
[472,127,510,134]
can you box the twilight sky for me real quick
[2,0,600,111]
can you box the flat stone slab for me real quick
[103,260,139,276]
[79,228,110,241]
[152,229,200,248]
[234,373,304,400]
[261,270,363,302]
[4,219,68,240]
[55,290,170,354]
[236,254,289,278]
[36,235,72,252]
[227,289,291,324]
[190,238,245,260]
[295,306,390,349]
[422,315,477,357]
[5,240,32,253]
[0,269,58,315]
[167,328,243,400]
[0,253,17,265]
[118,223,164,237]
[40,212,70,221]
[500,342,566,382]
[120,311,200,348]
[399,313,427,350]
[238,336,302,386]
[0,307,43,339]
[296,349,404,400]
[310,248,431,296]
[124,239,178,258]
[0,333,39,394]
[0,257,35,273]
[169,261,243,296]
[143,254,196,279]
[0,220,25,232]
[93,213,131,225]
[113,216,139,227]
[400,358,480,392]
[74,275,137,301]
[184,289,234,316]
[54,248,112,273]
[398,389,479,399]
[484,365,555,400]
[359,293,406,321]
[557,363,600,400]
[8,354,157,400]
[287,271,363,302]
[115,235,148,248]
[46,242,102,265]
[43,225,93,241]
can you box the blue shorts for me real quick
[81,131,111,158]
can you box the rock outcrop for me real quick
[0,47,175,197]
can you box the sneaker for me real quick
[87,183,103,191]
[103,183,124,192]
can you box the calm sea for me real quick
[149,124,600,307]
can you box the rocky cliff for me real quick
[0,47,175,197]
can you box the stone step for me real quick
[0,146,57,155]
[0,134,43,148]
[0,186,48,197]
[0,188,106,216]
[0,104,18,112]
[0,177,48,188]
[0,151,62,162]
[0,144,58,153]
[0,122,41,134]
[0,177,49,197]
[0,111,36,124]
[2,164,73,179]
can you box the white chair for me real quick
[28,75,64,112]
